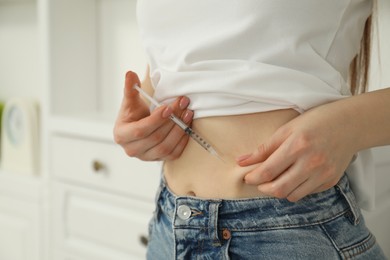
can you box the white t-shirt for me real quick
[137,0,375,210]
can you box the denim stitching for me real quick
[319,222,342,256]
[172,209,348,232]
[173,198,179,260]
[197,229,205,257]
[341,233,377,259]
[227,209,349,232]
[224,235,232,260]
[213,204,219,242]
[319,219,378,259]
[335,182,361,225]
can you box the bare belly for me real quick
[163,109,300,198]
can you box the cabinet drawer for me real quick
[51,135,161,200]
[52,182,152,260]
[0,196,41,260]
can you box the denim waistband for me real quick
[155,174,361,231]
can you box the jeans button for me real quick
[177,205,192,220]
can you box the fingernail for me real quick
[162,106,173,118]
[236,154,251,162]
[183,110,194,123]
[179,97,190,110]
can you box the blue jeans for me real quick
[146,174,386,259]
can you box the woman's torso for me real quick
[164,109,299,198]
[138,0,373,199]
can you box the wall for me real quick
[363,0,390,257]
[0,1,41,101]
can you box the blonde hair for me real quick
[349,0,378,95]
[349,15,372,95]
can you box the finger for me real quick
[120,104,193,160]
[125,121,174,160]
[177,96,191,111]
[165,105,194,159]
[243,141,296,185]
[146,130,191,161]
[285,171,340,202]
[237,128,288,166]
[255,163,309,199]
[115,105,171,145]
[134,96,192,151]
[165,133,191,160]
[124,71,142,98]
[119,71,148,122]
[304,177,341,197]
[141,108,193,159]
[140,96,192,159]
[285,177,328,202]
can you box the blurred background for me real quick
[0,0,389,259]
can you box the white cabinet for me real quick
[2,0,161,259]
[48,135,160,259]
[45,0,160,259]
[0,172,43,260]
[0,196,40,260]
[51,182,154,260]
[0,0,44,259]
[50,135,160,199]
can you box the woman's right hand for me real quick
[113,71,194,161]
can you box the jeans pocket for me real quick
[339,232,382,259]
[321,213,385,259]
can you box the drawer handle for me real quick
[92,160,105,172]
[139,235,148,247]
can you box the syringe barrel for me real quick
[188,130,212,150]
[169,114,188,131]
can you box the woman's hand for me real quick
[236,104,358,202]
[113,71,193,161]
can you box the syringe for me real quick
[133,84,224,162]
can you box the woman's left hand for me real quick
[236,105,357,202]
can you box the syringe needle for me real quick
[133,84,161,107]
[133,84,225,162]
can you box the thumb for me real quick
[119,71,149,122]
[124,70,142,100]
[236,131,285,166]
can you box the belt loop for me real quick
[208,201,222,246]
[336,176,361,225]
